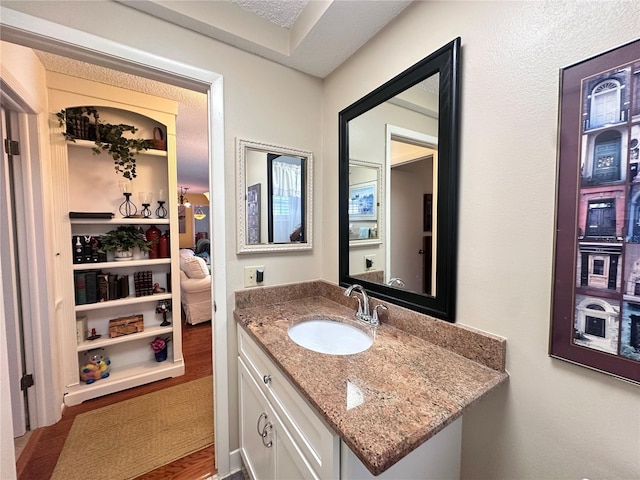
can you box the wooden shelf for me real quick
[70,218,170,225]
[63,359,185,406]
[72,258,170,270]
[68,139,168,157]
[75,293,172,312]
[77,325,174,352]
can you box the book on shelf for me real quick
[76,269,130,305]
[134,271,153,297]
[97,274,109,302]
[74,271,87,305]
[68,212,114,219]
[119,275,130,298]
[85,270,98,304]
[108,274,118,300]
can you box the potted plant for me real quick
[56,107,151,180]
[150,336,170,362]
[98,225,153,261]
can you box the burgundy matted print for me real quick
[551,38,640,384]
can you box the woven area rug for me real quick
[52,376,214,480]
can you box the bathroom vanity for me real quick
[234,281,508,479]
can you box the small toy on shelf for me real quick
[87,327,102,340]
[80,348,111,384]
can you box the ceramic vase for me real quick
[154,347,168,362]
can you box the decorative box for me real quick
[108,314,144,338]
[76,316,88,344]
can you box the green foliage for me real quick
[98,225,153,253]
[57,107,150,180]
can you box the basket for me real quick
[145,127,166,151]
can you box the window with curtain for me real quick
[270,157,303,243]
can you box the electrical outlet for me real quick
[365,255,375,270]
[244,265,265,287]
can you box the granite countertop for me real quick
[234,283,508,476]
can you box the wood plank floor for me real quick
[16,319,215,480]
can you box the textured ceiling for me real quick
[119,0,412,78]
[232,0,309,28]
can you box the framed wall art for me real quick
[551,38,640,384]
[348,181,377,221]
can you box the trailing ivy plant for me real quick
[57,107,150,180]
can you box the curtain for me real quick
[272,160,302,242]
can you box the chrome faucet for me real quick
[344,284,388,326]
[387,277,406,287]
[344,284,370,322]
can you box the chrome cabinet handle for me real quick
[263,374,272,384]
[261,421,273,448]
[256,412,267,436]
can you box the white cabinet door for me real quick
[275,420,319,480]
[239,358,276,480]
[239,357,319,480]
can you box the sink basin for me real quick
[288,317,373,355]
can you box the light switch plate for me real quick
[244,265,265,287]
[365,255,375,270]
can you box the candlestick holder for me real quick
[119,193,137,218]
[156,201,167,218]
[139,192,152,218]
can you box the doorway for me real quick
[0,11,230,478]
[1,105,33,440]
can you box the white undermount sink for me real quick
[288,317,373,355]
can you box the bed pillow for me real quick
[181,255,209,279]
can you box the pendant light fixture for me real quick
[178,186,191,208]
[193,206,206,220]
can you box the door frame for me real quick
[0,7,231,477]
[385,124,438,290]
[1,105,32,438]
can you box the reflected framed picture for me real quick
[247,183,261,244]
[550,38,640,384]
[423,193,432,232]
[348,181,376,220]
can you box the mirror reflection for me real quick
[348,76,439,296]
[237,138,313,253]
[339,38,460,321]
[348,161,382,245]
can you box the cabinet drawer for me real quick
[238,327,339,480]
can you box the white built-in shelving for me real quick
[48,73,184,406]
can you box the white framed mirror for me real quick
[236,138,313,253]
[348,160,383,247]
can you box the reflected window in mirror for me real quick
[237,138,313,253]
[339,38,460,322]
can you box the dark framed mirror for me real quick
[339,38,460,322]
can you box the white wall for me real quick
[323,1,640,479]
